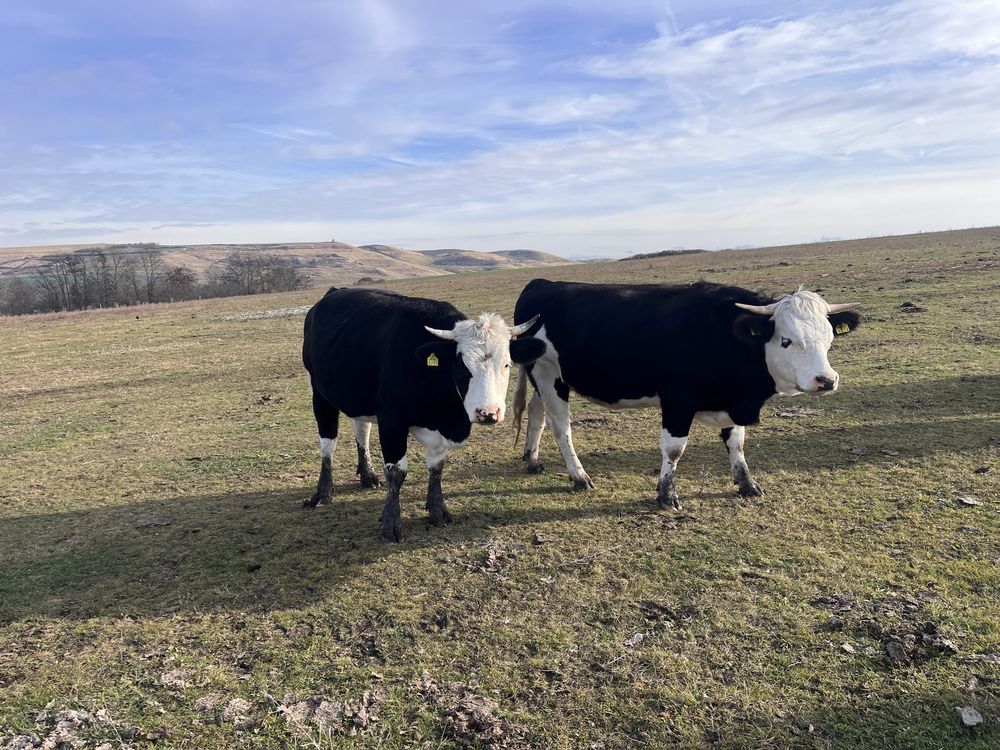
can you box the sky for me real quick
[2,0,999,258]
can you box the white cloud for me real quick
[3,0,1000,255]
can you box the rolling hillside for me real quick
[0,240,574,286]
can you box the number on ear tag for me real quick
[426,353,439,367]
[835,323,850,335]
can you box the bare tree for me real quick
[139,251,164,303]
[218,253,309,295]
[162,265,198,301]
[0,277,39,315]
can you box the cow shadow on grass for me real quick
[0,477,648,623]
[2,374,994,623]
[576,412,997,482]
[561,373,1000,478]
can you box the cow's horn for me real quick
[826,302,861,313]
[735,302,777,316]
[510,315,539,337]
[425,325,457,340]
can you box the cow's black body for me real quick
[514,279,778,432]
[304,287,474,449]
[303,287,475,541]
[512,278,865,507]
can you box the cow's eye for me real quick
[780,337,792,348]
[504,363,511,369]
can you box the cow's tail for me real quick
[512,365,528,447]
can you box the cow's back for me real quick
[304,288,465,418]
[514,279,774,407]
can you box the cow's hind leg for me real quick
[522,389,546,474]
[533,367,593,490]
[305,391,339,508]
[721,426,763,497]
[352,418,382,488]
[413,428,454,527]
[377,420,409,543]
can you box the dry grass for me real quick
[1,227,998,748]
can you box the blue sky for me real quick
[2,0,999,257]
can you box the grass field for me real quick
[1,227,998,749]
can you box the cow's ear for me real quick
[415,340,456,368]
[510,337,546,365]
[733,313,774,344]
[829,309,861,336]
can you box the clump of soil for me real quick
[467,538,521,577]
[812,590,958,668]
[279,688,385,737]
[1,704,133,750]
[415,672,527,748]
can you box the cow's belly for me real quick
[583,394,660,409]
[349,414,376,424]
[693,410,736,428]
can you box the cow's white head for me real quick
[422,313,545,423]
[735,289,860,396]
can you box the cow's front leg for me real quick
[377,422,408,543]
[721,426,763,497]
[522,389,546,474]
[426,460,452,526]
[657,410,692,510]
[352,418,382,488]
[412,427,455,526]
[534,369,592,490]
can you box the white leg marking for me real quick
[530,328,590,484]
[724,425,762,496]
[524,391,546,461]
[351,418,372,450]
[386,456,408,473]
[319,436,337,459]
[659,429,688,480]
[725,426,749,477]
[411,427,462,468]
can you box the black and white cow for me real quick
[512,280,860,508]
[303,287,545,542]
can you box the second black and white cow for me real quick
[303,287,545,542]
[512,280,860,508]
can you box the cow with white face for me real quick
[737,289,858,395]
[512,280,860,510]
[303,287,544,543]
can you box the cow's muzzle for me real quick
[811,374,838,392]
[474,406,502,424]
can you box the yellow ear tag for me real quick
[835,323,850,335]
[426,353,439,367]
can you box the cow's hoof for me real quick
[359,472,382,489]
[734,468,764,497]
[304,492,331,508]
[572,475,595,491]
[657,493,682,511]
[526,460,545,475]
[428,506,453,527]
[656,475,681,510]
[379,524,403,543]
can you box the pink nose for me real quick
[815,373,838,391]
[475,406,501,424]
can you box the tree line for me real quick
[0,249,311,316]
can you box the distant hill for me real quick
[0,240,574,286]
